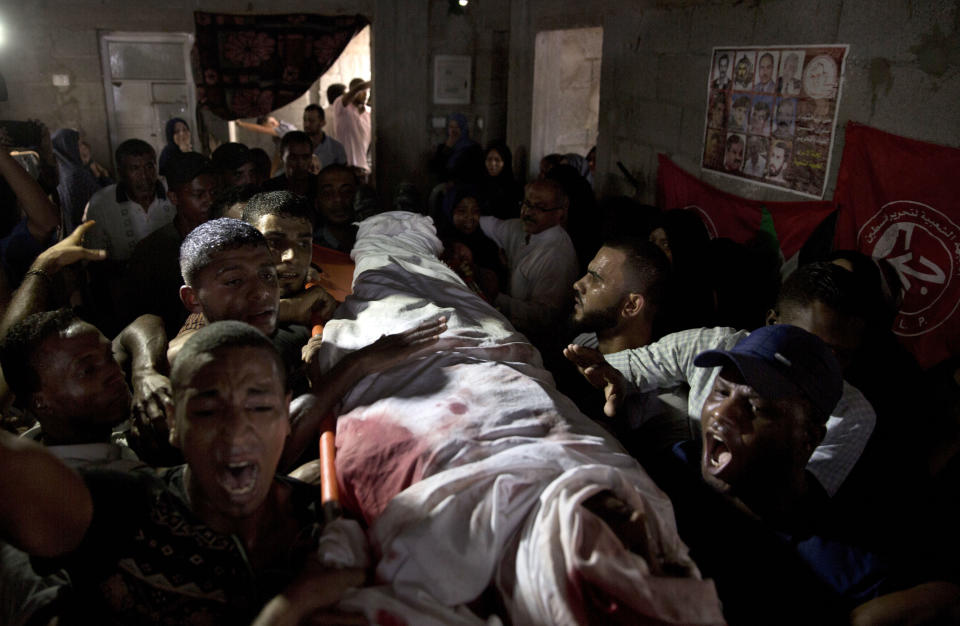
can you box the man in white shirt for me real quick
[332,78,371,175]
[479,179,578,340]
[82,139,174,262]
[323,83,346,141]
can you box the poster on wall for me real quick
[700,45,848,198]
[433,55,472,105]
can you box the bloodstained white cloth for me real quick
[317,212,724,625]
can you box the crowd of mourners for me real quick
[0,95,958,626]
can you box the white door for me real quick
[100,33,196,169]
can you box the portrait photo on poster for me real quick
[699,45,848,198]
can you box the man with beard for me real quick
[565,239,680,452]
[723,134,745,172]
[570,238,671,355]
[766,140,791,182]
[733,54,753,89]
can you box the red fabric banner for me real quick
[656,155,836,259]
[834,122,960,368]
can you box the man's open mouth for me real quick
[218,461,259,496]
[705,432,734,475]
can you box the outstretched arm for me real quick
[235,118,283,137]
[0,132,60,241]
[280,317,447,470]
[0,431,92,558]
[114,314,179,465]
[343,81,371,106]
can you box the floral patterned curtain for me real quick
[193,12,369,120]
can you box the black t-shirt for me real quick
[35,466,321,625]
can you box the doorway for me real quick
[231,25,372,168]
[99,32,195,170]
[530,26,602,179]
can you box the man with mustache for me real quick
[478,179,578,338]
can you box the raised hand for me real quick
[563,343,628,417]
[33,221,107,273]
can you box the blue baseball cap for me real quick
[693,324,843,420]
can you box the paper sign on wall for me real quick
[701,45,848,199]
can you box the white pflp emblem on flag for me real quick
[859,200,960,337]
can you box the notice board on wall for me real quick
[700,45,848,199]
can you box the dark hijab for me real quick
[439,184,506,284]
[480,141,522,220]
[52,128,100,234]
[158,117,189,177]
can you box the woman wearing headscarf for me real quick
[437,184,507,301]
[52,128,101,234]
[158,117,192,177]
[430,113,483,185]
[479,141,522,220]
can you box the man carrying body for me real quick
[303,104,346,171]
[123,152,218,337]
[564,239,685,453]
[626,325,960,624]
[263,131,317,201]
[478,179,578,341]
[168,218,305,372]
[82,139,174,262]
[564,279,878,497]
[0,306,174,626]
[333,78,372,176]
[570,238,671,355]
[0,322,367,624]
[243,191,337,326]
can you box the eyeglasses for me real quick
[520,199,562,213]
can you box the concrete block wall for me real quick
[3,0,957,209]
[0,0,372,180]
[593,0,960,203]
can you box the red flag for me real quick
[834,122,960,368]
[657,155,836,259]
